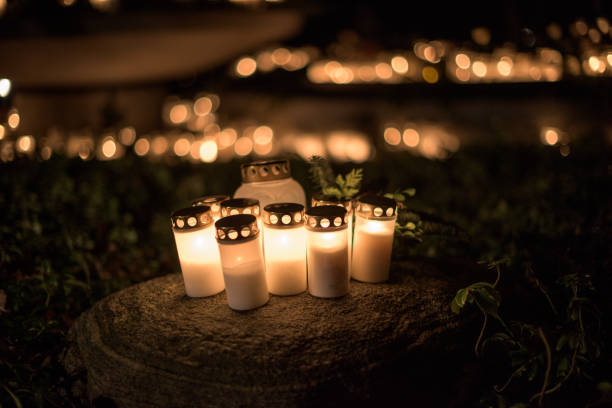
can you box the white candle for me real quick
[191,194,229,221]
[216,214,269,311]
[171,206,224,297]
[305,205,349,298]
[311,195,354,273]
[351,194,397,283]
[263,203,307,296]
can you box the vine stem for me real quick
[475,313,487,357]
[535,327,552,407]
[494,356,538,393]
[493,264,501,287]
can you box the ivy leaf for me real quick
[451,288,469,313]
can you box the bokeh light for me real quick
[236,57,257,77]
[199,140,218,162]
[391,56,409,74]
[383,127,401,145]
[0,78,11,97]
[134,138,150,156]
[234,136,253,156]
[402,128,420,147]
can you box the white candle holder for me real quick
[311,194,354,272]
[191,194,229,221]
[171,205,225,297]
[215,214,269,311]
[351,194,397,283]
[234,159,306,208]
[304,205,349,298]
[262,203,307,296]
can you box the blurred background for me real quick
[1,1,611,407]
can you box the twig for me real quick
[493,264,501,288]
[533,327,552,406]
[475,313,488,357]
[494,356,538,393]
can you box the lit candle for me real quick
[234,159,306,209]
[220,197,262,229]
[262,203,306,296]
[311,194,354,271]
[171,205,224,297]
[304,205,349,298]
[191,194,229,221]
[351,194,397,283]
[215,214,269,311]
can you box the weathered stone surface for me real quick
[64,259,477,407]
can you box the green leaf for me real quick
[322,186,343,199]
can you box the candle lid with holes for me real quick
[241,159,291,183]
[263,203,304,228]
[191,194,229,217]
[220,198,260,218]
[171,205,213,232]
[215,214,259,243]
[311,193,353,211]
[304,205,348,231]
[356,194,397,219]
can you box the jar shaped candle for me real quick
[312,194,354,270]
[234,159,306,209]
[171,205,225,297]
[215,214,269,311]
[351,194,397,283]
[305,205,349,298]
[191,194,229,221]
[262,203,306,296]
[220,198,263,236]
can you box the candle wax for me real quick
[308,243,349,298]
[351,220,394,283]
[222,259,269,311]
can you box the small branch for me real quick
[533,327,552,407]
[475,313,488,357]
[494,356,538,393]
[493,264,501,288]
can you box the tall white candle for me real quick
[191,194,229,221]
[351,194,397,283]
[263,203,307,296]
[171,206,224,297]
[216,214,269,311]
[305,205,349,298]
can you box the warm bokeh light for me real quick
[357,65,377,82]
[219,128,238,148]
[422,67,439,83]
[529,66,542,80]
[546,23,562,40]
[169,103,190,124]
[375,63,393,80]
[542,128,559,145]
[151,136,169,155]
[455,53,471,69]
[419,136,441,158]
[588,56,602,72]
[40,146,52,160]
[402,128,420,147]
[607,53,612,67]
[345,136,371,162]
[271,48,291,65]
[134,138,150,156]
[295,135,325,159]
[0,78,11,97]
[0,0,6,17]
[331,67,354,84]
[101,137,117,158]
[390,56,409,74]
[234,136,253,156]
[472,27,491,45]
[423,46,439,63]
[200,140,218,162]
[236,57,257,77]
[455,68,470,82]
[574,20,588,36]
[560,145,570,157]
[16,135,34,153]
[253,125,274,145]
[256,51,275,72]
[173,137,191,157]
[0,124,5,140]
[307,64,328,83]
[596,17,610,34]
[588,28,601,43]
[119,127,136,146]
[497,57,513,76]
[383,127,401,145]
[194,96,213,116]
[253,140,273,155]
[8,110,20,129]
[472,61,487,78]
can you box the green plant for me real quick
[308,156,363,200]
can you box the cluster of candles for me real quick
[170,159,397,311]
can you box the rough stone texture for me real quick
[64,259,478,407]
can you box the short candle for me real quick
[311,194,354,272]
[262,203,307,296]
[191,194,229,221]
[351,194,397,283]
[215,214,269,311]
[171,205,224,297]
[305,205,350,298]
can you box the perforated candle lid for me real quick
[171,205,213,232]
[356,194,397,219]
[304,205,348,231]
[311,193,353,212]
[240,159,291,183]
[220,198,260,218]
[191,195,229,218]
[263,203,304,227]
[215,214,259,243]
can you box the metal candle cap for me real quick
[220,198,260,218]
[263,203,304,227]
[171,205,213,232]
[191,194,229,218]
[240,159,291,183]
[311,193,353,212]
[215,214,259,243]
[304,205,348,231]
[356,194,397,219]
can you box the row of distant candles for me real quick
[171,159,397,311]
